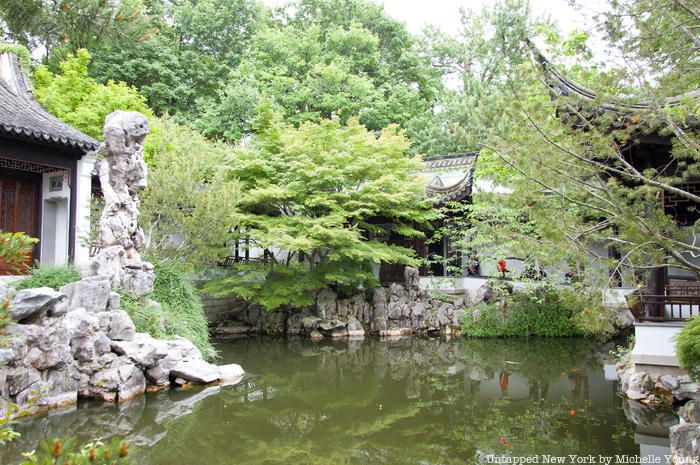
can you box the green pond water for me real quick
[1,337,677,465]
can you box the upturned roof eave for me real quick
[0,52,99,154]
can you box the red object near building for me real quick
[497,259,507,273]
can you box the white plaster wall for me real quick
[41,171,70,266]
[73,154,95,269]
[631,323,685,367]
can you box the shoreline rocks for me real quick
[671,400,700,462]
[1,276,244,416]
[209,267,466,340]
[617,364,699,404]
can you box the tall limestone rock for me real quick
[88,111,155,296]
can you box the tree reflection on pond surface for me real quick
[3,337,676,465]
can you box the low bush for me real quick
[0,230,38,274]
[120,261,215,360]
[461,284,613,339]
[16,264,81,291]
[677,316,700,380]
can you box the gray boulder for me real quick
[107,292,121,310]
[680,401,700,424]
[0,348,15,366]
[346,317,365,338]
[404,266,420,290]
[674,381,700,401]
[473,282,495,305]
[10,287,68,321]
[123,263,156,297]
[63,308,100,340]
[111,333,169,368]
[170,360,221,384]
[219,364,245,386]
[90,363,146,402]
[316,289,337,319]
[60,276,111,313]
[660,374,680,390]
[670,423,700,462]
[104,310,136,341]
[6,366,40,397]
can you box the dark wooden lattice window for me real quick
[663,181,700,226]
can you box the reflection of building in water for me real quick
[624,398,678,463]
[602,362,676,463]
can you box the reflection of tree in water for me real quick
[0,337,638,465]
[131,338,636,465]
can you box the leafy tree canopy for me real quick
[32,49,151,140]
[194,0,441,141]
[205,102,435,309]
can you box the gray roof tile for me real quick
[0,53,98,152]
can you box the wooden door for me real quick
[0,177,37,274]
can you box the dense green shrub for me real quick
[461,284,613,339]
[120,261,215,360]
[16,264,82,291]
[677,316,700,380]
[19,438,131,464]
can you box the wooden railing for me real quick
[634,294,699,322]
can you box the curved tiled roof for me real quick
[528,41,700,118]
[0,53,98,152]
[423,152,478,203]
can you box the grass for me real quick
[120,261,216,360]
[15,264,81,291]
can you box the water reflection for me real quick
[0,338,678,465]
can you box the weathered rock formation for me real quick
[0,277,242,414]
[670,400,700,463]
[88,110,155,296]
[210,267,466,339]
[617,365,699,404]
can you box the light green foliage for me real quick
[32,49,151,139]
[120,261,215,360]
[16,264,81,291]
[195,0,439,141]
[408,0,542,155]
[0,42,30,70]
[462,285,613,339]
[0,0,154,67]
[677,316,700,380]
[19,438,131,465]
[206,106,434,309]
[0,403,20,444]
[601,0,700,94]
[140,117,239,267]
[0,231,38,275]
[609,336,635,364]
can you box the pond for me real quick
[1,337,677,465]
